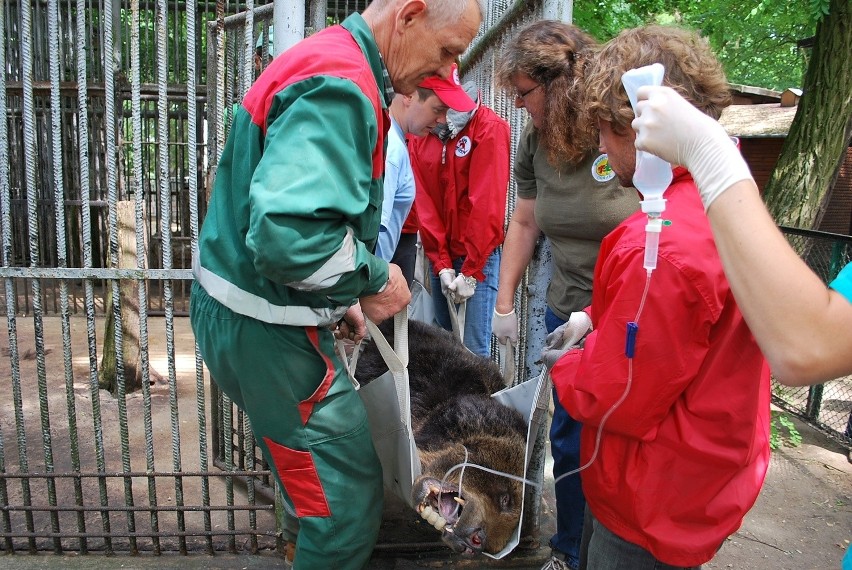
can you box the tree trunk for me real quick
[763,0,852,228]
[99,201,145,394]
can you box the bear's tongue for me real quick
[417,483,465,531]
[438,491,463,523]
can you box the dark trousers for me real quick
[579,507,702,570]
[390,232,417,288]
[545,307,585,568]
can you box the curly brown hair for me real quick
[584,26,731,135]
[496,20,598,165]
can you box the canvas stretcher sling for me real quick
[355,312,421,508]
[340,313,547,558]
[486,341,550,559]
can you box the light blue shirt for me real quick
[375,118,415,262]
[829,262,852,304]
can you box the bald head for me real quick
[367,0,485,24]
[364,0,482,95]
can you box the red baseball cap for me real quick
[418,64,476,112]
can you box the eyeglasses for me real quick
[516,84,542,100]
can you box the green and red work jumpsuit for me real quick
[190,13,391,570]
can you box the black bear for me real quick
[355,319,527,556]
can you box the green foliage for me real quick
[809,0,832,23]
[573,0,817,92]
[573,0,675,43]
[118,7,213,85]
[676,0,815,91]
[770,410,802,449]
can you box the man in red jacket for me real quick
[409,82,510,356]
[545,26,770,569]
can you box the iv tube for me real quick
[621,63,672,273]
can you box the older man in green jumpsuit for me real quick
[190,1,485,568]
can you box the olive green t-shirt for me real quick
[514,124,639,320]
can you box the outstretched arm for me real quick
[492,197,540,346]
[705,181,852,385]
[495,197,540,314]
[632,86,852,385]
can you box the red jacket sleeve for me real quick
[459,115,510,280]
[551,247,716,442]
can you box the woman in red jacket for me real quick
[548,26,770,569]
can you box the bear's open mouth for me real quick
[417,482,465,533]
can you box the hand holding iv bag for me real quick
[622,63,671,273]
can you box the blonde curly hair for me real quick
[496,20,598,165]
[584,26,731,135]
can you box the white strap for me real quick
[336,340,362,390]
[498,340,516,388]
[443,292,467,344]
[364,312,411,422]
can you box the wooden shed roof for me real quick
[719,103,798,138]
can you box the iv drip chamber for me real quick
[622,63,672,210]
[622,63,672,273]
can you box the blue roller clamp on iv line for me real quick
[622,63,672,273]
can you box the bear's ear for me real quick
[498,492,513,512]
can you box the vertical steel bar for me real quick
[212,8,239,548]
[52,0,87,552]
[223,397,236,552]
[244,416,258,553]
[18,0,42,553]
[78,0,113,553]
[211,41,237,530]
[243,0,254,99]
[0,0,17,553]
[215,1,225,170]
[309,0,326,34]
[275,0,304,54]
[156,0,186,553]
[186,0,215,554]
[110,1,138,558]
[129,0,161,555]
[103,0,137,556]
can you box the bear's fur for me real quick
[355,319,527,556]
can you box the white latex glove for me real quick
[540,311,592,369]
[632,85,753,210]
[492,308,518,346]
[438,268,456,297]
[448,273,477,303]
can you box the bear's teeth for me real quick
[419,504,447,531]
[453,496,466,506]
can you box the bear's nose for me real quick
[466,527,485,549]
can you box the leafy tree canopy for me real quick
[573,0,818,92]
